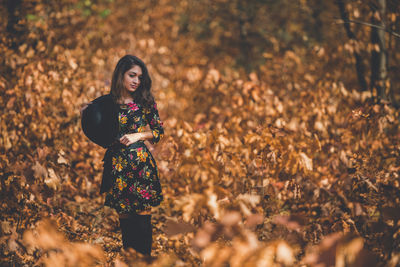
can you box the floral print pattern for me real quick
[104,100,164,214]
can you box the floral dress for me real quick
[104,100,164,214]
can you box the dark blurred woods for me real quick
[2,0,400,102]
[1,0,400,266]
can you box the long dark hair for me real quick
[110,55,154,108]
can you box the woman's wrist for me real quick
[132,132,151,141]
[139,131,153,141]
[138,132,145,141]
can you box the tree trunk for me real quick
[311,0,324,42]
[370,0,389,101]
[236,0,253,73]
[335,0,368,91]
[6,0,23,49]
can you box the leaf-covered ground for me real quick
[1,1,400,266]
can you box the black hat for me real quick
[81,94,119,148]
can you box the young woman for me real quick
[84,55,165,256]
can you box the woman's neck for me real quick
[118,92,134,104]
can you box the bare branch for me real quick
[334,18,400,38]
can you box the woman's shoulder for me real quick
[90,94,120,112]
[81,93,118,148]
[91,93,113,105]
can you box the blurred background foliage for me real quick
[1,0,400,266]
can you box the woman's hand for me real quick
[119,133,142,146]
[80,102,90,115]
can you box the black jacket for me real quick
[81,93,119,193]
[81,94,119,148]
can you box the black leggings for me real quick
[119,213,152,255]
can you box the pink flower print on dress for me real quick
[127,102,139,112]
[139,189,151,200]
[130,162,137,170]
[129,184,135,192]
[150,118,163,127]
[136,147,148,162]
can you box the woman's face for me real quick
[123,65,142,94]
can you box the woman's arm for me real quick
[119,101,164,146]
[138,131,154,141]
[145,101,164,144]
[119,131,152,146]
